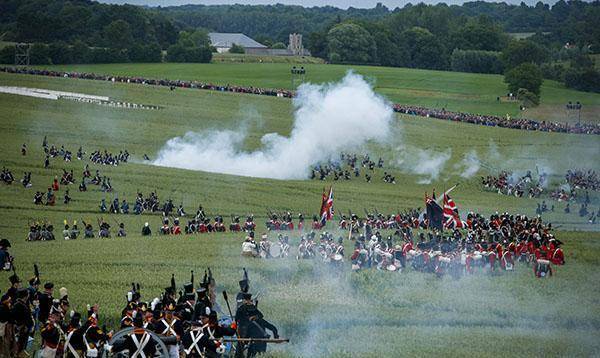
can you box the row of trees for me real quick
[0,30,215,65]
[156,1,600,52]
[0,0,211,64]
[306,6,599,93]
[0,0,177,48]
[306,15,509,70]
[0,42,162,65]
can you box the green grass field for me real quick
[28,62,600,124]
[1,64,600,357]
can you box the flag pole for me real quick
[435,183,460,205]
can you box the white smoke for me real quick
[394,145,452,184]
[456,150,481,178]
[151,72,394,179]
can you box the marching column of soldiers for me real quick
[0,264,282,357]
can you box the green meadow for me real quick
[31,62,600,124]
[0,63,599,357]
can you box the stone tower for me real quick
[288,33,304,56]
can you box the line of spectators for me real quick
[2,66,598,135]
[0,66,294,98]
[393,104,600,135]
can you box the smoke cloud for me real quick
[151,72,394,179]
[456,150,481,178]
[394,145,452,184]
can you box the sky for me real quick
[98,0,562,8]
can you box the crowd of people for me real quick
[393,104,600,135]
[42,137,130,168]
[98,192,190,216]
[310,153,393,184]
[565,169,599,191]
[18,136,133,208]
[2,66,597,135]
[0,265,281,357]
[88,149,130,166]
[0,67,294,99]
[25,217,127,241]
[481,170,546,198]
[239,209,566,279]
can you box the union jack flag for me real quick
[443,193,463,229]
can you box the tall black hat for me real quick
[238,268,249,293]
[183,269,194,294]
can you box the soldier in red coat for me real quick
[297,214,304,231]
[52,176,60,192]
[171,218,182,235]
[550,240,565,265]
[311,215,321,230]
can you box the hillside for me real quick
[0,66,599,356]
[30,62,600,123]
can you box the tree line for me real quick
[157,1,600,94]
[0,0,210,64]
[303,2,599,94]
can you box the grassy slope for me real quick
[27,62,600,124]
[0,71,599,356]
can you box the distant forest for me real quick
[156,1,599,46]
[0,0,598,92]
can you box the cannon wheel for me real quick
[102,327,170,358]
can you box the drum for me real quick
[259,250,267,259]
[333,254,343,262]
[386,264,397,271]
[537,259,550,277]
[269,244,282,258]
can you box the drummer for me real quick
[533,242,552,278]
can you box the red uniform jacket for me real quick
[551,248,564,265]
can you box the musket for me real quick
[222,290,239,338]
[111,217,120,227]
[253,291,261,307]
[33,264,40,331]
[222,338,289,343]
[222,291,235,320]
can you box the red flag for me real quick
[320,186,334,226]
